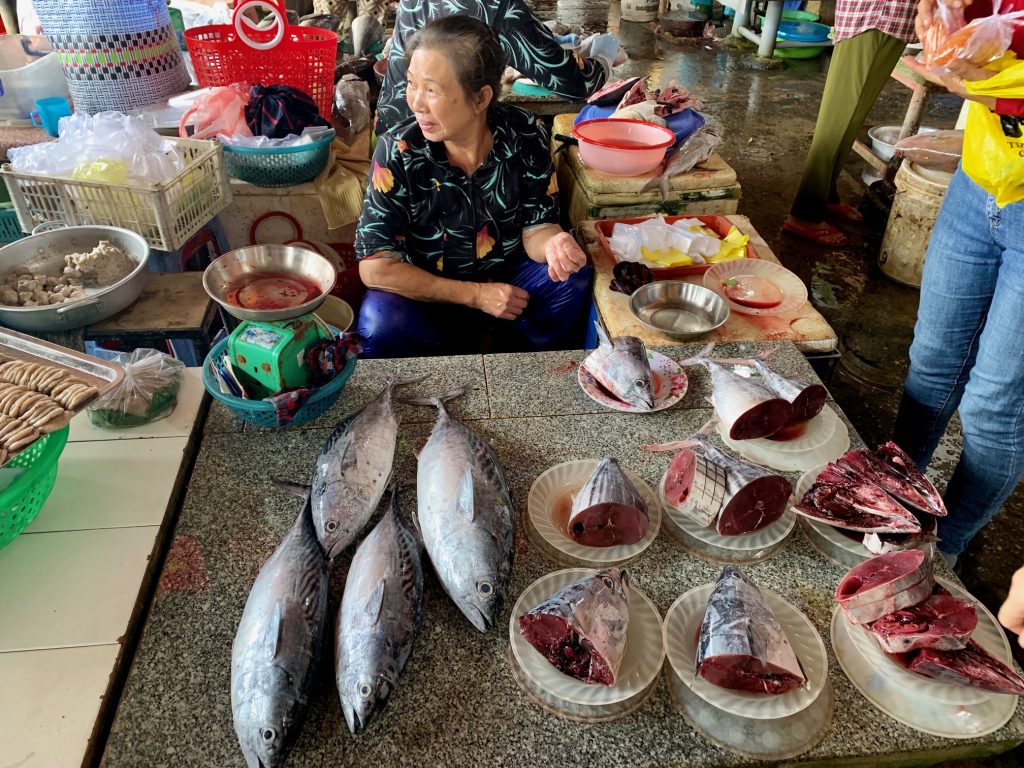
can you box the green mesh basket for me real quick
[222,130,335,187]
[0,207,26,244]
[0,426,70,550]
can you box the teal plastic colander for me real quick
[221,130,336,187]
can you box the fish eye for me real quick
[602,576,615,589]
[478,581,494,596]
[358,682,373,699]
[634,378,649,389]
[260,727,277,744]
[325,519,339,533]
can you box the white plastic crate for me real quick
[0,138,232,252]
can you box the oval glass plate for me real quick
[509,568,665,706]
[793,464,871,562]
[528,460,661,565]
[659,482,796,553]
[663,583,828,718]
[840,578,1010,707]
[703,259,808,317]
[719,407,851,473]
[578,350,687,414]
[831,606,1018,738]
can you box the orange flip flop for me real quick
[826,203,864,223]
[782,217,848,247]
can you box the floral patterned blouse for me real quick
[375,0,608,134]
[355,104,559,281]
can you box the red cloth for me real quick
[966,0,1024,116]
[833,0,919,44]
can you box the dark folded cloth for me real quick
[246,83,331,139]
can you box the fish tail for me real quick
[679,342,715,367]
[386,372,431,392]
[398,385,470,409]
[640,173,663,196]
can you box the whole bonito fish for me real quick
[641,127,722,201]
[583,322,655,411]
[231,495,330,768]
[519,567,630,685]
[408,386,515,632]
[568,458,649,546]
[336,486,424,733]
[311,374,427,560]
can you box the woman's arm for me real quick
[522,224,588,282]
[359,255,529,320]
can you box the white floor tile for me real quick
[68,368,205,443]
[0,644,118,768]
[26,437,189,533]
[0,526,158,652]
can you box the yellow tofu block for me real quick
[640,246,694,267]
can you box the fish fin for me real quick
[385,372,431,393]
[451,467,476,522]
[272,479,312,498]
[640,174,663,196]
[593,319,612,350]
[398,385,470,408]
[364,579,386,625]
[679,342,715,367]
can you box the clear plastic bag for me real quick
[333,75,371,142]
[219,126,333,149]
[922,0,1024,70]
[893,129,965,172]
[8,112,185,185]
[86,349,185,429]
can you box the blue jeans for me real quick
[357,259,593,358]
[892,167,1024,556]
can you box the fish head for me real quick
[597,337,655,410]
[444,530,508,632]
[338,663,399,734]
[596,566,630,602]
[314,511,352,561]
[234,667,301,768]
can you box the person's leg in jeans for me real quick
[930,186,1024,555]
[506,258,593,351]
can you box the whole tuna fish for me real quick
[583,322,655,411]
[681,345,791,440]
[697,565,805,695]
[519,567,630,685]
[231,495,329,768]
[336,486,424,734]
[311,374,427,560]
[408,386,515,632]
[568,458,649,546]
[641,127,722,201]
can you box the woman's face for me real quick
[406,48,489,143]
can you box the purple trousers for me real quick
[357,259,593,358]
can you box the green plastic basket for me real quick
[0,207,26,244]
[222,130,335,188]
[0,426,70,550]
[202,338,357,428]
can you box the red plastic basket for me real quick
[185,0,336,119]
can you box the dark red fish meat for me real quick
[794,463,923,534]
[616,78,651,111]
[871,587,977,653]
[587,77,642,107]
[696,565,806,695]
[835,550,934,625]
[749,360,828,426]
[876,441,947,517]
[519,567,630,686]
[653,80,698,116]
[894,640,1024,695]
[568,458,649,547]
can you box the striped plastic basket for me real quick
[33,0,191,115]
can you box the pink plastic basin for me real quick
[571,118,676,177]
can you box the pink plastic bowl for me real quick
[571,118,676,177]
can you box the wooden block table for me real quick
[581,215,839,354]
[84,272,220,361]
[552,113,741,228]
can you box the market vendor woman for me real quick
[355,16,592,358]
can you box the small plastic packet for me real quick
[333,75,371,142]
[922,0,1024,70]
[86,348,185,429]
[893,129,965,173]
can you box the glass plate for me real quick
[663,583,827,718]
[578,350,687,413]
[528,459,661,566]
[508,568,665,706]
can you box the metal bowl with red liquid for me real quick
[203,245,337,322]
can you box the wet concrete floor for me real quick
[530,4,1024,763]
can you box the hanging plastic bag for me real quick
[960,56,1024,206]
[178,84,252,140]
[86,348,186,429]
[893,129,965,173]
[333,75,371,142]
[922,0,1024,70]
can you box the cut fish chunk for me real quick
[871,589,977,653]
[875,442,947,517]
[894,640,1024,695]
[696,565,805,695]
[795,463,922,534]
[568,458,649,547]
[836,550,933,624]
[519,567,630,686]
[749,359,829,426]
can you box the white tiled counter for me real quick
[0,370,206,768]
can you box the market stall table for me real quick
[100,343,1022,767]
[580,216,839,355]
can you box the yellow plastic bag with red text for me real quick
[963,56,1024,207]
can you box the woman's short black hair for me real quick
[405,15,507,108]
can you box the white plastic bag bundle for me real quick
[219,126,334,149]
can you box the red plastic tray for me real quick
[594,214,758,279]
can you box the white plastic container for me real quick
[0,35,69,120]
[878,161,952,287]
[622,0,660,22]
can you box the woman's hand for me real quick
[901,55,997,107]
[916,0,973,40]
[543,231,588,282]
[474,282,529,320]
[998,566,1024,646]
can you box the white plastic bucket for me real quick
[878,162,952,287]
[622,0,660,22]
[0,35,69,120]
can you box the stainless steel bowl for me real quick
[630,281,730,340]
[0,225,150,332]
[203,245,337,322]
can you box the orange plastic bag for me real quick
[922,0,1024,70]
[178,84,253,140]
